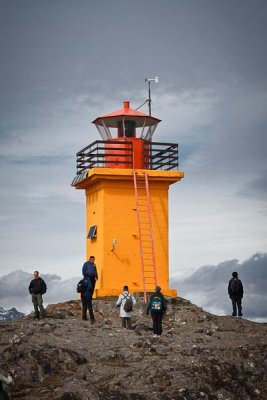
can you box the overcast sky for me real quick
[1,1,267,310]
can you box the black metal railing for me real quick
[145,142,179,171]
[76,140,133,174]
[73,140,179,182]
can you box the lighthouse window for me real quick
[118,120,136,138]
[87,225,97,239]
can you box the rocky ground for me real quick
[0,297,266,400]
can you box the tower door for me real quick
[133,171,157,302]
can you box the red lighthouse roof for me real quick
[92,101,161,128]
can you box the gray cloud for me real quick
[237,172,267,202]
[0,270,80,314]
[1,252,266,322]
[0,1,267,281]
[171,253,267,321]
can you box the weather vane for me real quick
[136,76,159,115]
[145,77,159,116]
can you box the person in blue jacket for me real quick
[77,276,95,322]
[82,256,98,295]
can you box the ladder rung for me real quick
[133,170,157,303]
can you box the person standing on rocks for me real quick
[82,256,98,296]
[77,276,95,323]
[28,271,47,319]
[228,271,244,317]
[116,285,136,329]
[147,286,167,337]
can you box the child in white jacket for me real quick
[116,285,136,329]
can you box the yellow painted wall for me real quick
[76,168,184,297]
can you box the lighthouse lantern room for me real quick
[72,100,184,300]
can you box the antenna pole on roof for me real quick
[145,76,159,116]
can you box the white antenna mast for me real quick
[145,76,159,115]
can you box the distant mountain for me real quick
[0,306,25,322]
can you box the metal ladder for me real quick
[133,171,157,302]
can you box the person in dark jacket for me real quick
[228,271,244,317]
[147,286,167,337]
[77,276,95,323]
[28,271,47,319]
[0,381,9,400]
[82,256,98,295]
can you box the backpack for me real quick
[151,295,163,312]
[77,280,84,293]
[77,278,92,294]
[231,279,241,295]
[123,295,133,312]
[41,279,47,294]
[77,281,83,293]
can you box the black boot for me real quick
[82,311,87,320]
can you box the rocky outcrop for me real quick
[0,298,266,399]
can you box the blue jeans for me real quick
[231,296,242,316]
[82,294,95,320]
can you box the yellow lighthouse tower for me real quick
[72,101,184,300]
